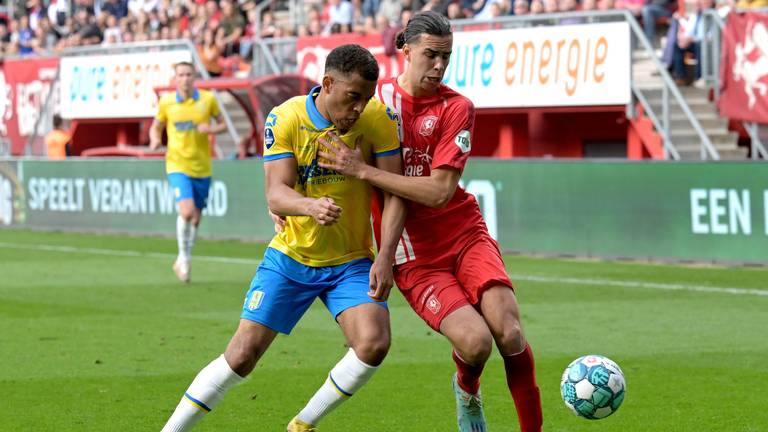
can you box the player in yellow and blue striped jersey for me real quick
[161,45,407,432]
[150,61,227,283]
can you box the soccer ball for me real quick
[560,354,626,420]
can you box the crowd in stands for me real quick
[1,0,766,78]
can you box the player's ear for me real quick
[322,75,334,93]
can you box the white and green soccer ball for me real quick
[560,354,626,420]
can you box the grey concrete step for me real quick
[669,117,728,130]
[677,147,749,160]
[669,131,739,146]
[648,103,717,116]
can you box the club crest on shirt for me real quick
[248,290,265,311]
[426,294,442,315]
[419,115,438,136]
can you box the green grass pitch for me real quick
[1,229,767,431]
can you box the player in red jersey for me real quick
[316,11,542,432]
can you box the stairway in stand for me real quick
[631,49,747,160]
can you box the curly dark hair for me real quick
[324,44,380,82]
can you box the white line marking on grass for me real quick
[509,274,768,297]
[0,242,260,265]
[2,242,765,297]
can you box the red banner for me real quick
[718,12,768,123]
[0,57,59,155]
[296,33,405,85]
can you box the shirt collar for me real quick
[305,85,333,130]
[176,89,200,103]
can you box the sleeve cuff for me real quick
[263,153,295,161]
[374,148,401,157]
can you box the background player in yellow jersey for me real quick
[149,61,227,283]
[161,45,406,432]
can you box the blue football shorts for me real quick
[241,248,387,334]
[167,173,211,210]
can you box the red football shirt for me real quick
[374,77,487,266]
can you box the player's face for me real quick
[322,72,376,132]
[404,34,453,95]
[174,65,195,94]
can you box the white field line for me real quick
[509,274,768,297]
[0,241,260,265]
[1,241,766,297]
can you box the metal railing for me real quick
[252,36,297,77]
[28,39,241,157]
[701,8,768,160]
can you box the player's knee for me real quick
[352,335,390,366]
[496,319,525,355]
[455,329,493,364]
[224,345,260,377]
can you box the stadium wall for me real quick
[1,159,766,264]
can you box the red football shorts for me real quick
[394,233,513,332]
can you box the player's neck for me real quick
[397,74,437,98]
[177,88,193,100]
[314,91,334,127]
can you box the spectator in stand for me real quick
[401,8,413,25]
[260,10,277,37]
[378,0,402,23]
[302,15,324,36]
[447,2,467,18]
[642,0,674,48]
[617,0,643,18]
[530,0,545,14]
[473,0,503,19]
[219,0,243,56]
[74,8,102,44]
[128,0,158,16]
[362,0,380,17]
[513,0,529,15]
[665,0,713,86]
[0,22,10,55]
[31,16,59,52]
[74,0,96,16]
[27,0,46,31]
[198,26,224,76]
[48,0,71,34]
[328,0,354,32]
[103,0,129,20]
[597,0,616,10]
[543,0,559,13]
[460,0,485,17]
[420,0,452,14]
[17,15,35,55]
[102,15,123,45]
[45,114,70,160]
[188,4,208,39]
[582,0,597,9]
[205,0,222,29]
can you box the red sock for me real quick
[502,343,543,432]
[452,350,485,395]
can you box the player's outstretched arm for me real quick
[265,157,342,226]
[368,153,407,301]
[318,132,461,208]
